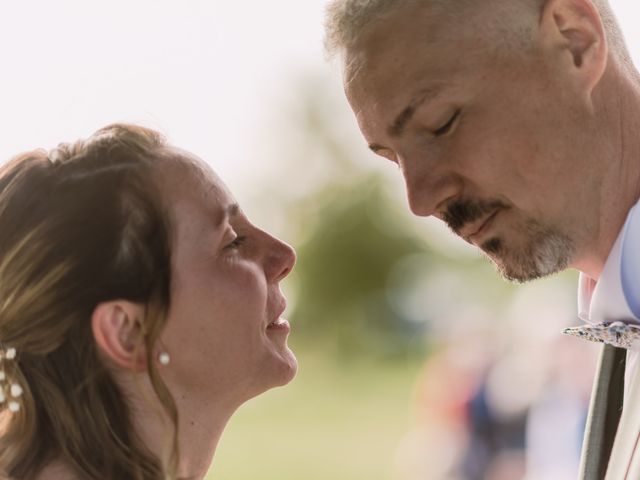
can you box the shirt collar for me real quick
[578,200,640,325]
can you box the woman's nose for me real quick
[267,236,296,282]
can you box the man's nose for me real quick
[400,153,460,217]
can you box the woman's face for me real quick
[158,156,297,406]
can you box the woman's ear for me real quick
[92,301,148,370]
[539,0,608,95]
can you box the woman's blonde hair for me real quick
[0,124,179,480]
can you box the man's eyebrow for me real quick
[387,87,444,138]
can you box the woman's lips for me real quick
[267,318,290,332]
[267,298,288,331]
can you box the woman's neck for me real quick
[35,405,233,480]
[127,375,237,480]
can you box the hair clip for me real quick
[0,346,22,412]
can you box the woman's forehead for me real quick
[156,150,236,231]
[161,148,230,191]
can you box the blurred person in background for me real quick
[394,336,487,479]
[0,124,297,480]
[324,0,640,478]
[525,335,597,480]
[395,312,594,480]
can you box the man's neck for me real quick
[574,65,640,280]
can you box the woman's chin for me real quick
[270,346,298,387]
[282,347,298,382]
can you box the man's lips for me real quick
[459,209,500,243]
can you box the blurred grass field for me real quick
[208,347,425,480]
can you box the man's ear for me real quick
[540,0,608,95]
[92,301,147,371]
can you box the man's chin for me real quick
[481,236,571,284]
[489,255,552,283]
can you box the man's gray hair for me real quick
[323,0,420,58]
[324,0,631,66]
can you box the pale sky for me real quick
[0,0,331,191]
[1,0,639,195]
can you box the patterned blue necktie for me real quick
[563,321,640,349]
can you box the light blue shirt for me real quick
[578,199,640,403]
[621,201,640,319]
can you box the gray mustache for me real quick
[444,199,509,233]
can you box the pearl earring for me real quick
[158,351,171,366]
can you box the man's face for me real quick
[344,4,602,282]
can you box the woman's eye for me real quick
[225,235,246,250]
[433,110,460,137]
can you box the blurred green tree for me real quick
[289,173,432,359]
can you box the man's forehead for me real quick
[343,39,452,137]
[342,0,526,112]
[341,2,467,91]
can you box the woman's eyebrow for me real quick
[215,202,240,227]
